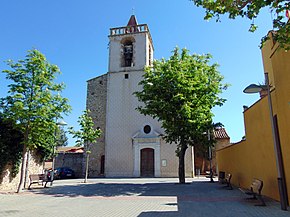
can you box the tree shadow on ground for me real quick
[31,180,212,198]
[28,179,286,217]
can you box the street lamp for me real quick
[204,130,214,182]
[51,120,67,182]
[57,120,67,127]
[207,130,214,183]
[243,72,288,211]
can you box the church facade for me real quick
[86,15,194,178]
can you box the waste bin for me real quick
[195,169,201,177]
[219,171,225,182]
[45,169,52,181]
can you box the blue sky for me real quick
[0,1,274,144]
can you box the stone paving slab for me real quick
[0,177,289,217]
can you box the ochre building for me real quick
[217,32,290,204]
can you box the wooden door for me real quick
[100,155,105,175]
[140,148,154,177]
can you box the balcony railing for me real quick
[110,24,149,36]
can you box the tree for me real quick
[192,0,290,49]
[135,47,227,183]
[0,116,23,178]
[56,127,68,147]
[0,49,71,192]
[69,110,101,183]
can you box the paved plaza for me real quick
[0,177,289,217]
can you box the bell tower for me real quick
[108,15,154,73]
[105,15,157,177]
[87,15,193,178]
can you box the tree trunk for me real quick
[84,153,89,183]
[201,158,205,174]
[17,125,30,193]
[24,150,30,189]
[178,143,188,184]
[17,144,27,193]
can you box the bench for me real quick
[28,173,53,189]
[239,178,266,206]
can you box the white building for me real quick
[86,15,193,177]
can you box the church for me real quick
[86,15,194,178]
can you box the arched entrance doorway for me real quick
[140,148,154,177]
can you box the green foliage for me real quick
[195,122,224,158]
[135,47,227,149]
[192,0,290,50]
[56,127,68,147]
[135,47,227,183]
[69,110,101,148]
[0,117,23,178]
[69,110,101,182]
[0,49,71,160]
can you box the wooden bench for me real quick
[28,173,53,189]
[239,178,266,206]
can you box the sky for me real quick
[0,1,274,145]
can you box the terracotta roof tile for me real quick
[56,147,84,153]
[214,128,230,139]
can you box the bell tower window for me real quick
[121,37,135,67]
[124,43,133,67]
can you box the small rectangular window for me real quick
[124,74,129,79]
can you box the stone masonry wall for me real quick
[86,74,107,177]
[0,151,43,192]
[55,153,84,178]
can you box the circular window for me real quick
[143,125,151,134]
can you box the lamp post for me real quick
[243,72,288,210]
[207,130,214,183]
[204,130,214,182]
[51,120,67,182]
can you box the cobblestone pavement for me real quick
[0,177,289,217]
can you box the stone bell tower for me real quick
[108,15,154,72]
[105,15,162,177]
[87,15,193,178]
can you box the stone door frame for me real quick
[133,140,161,177]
